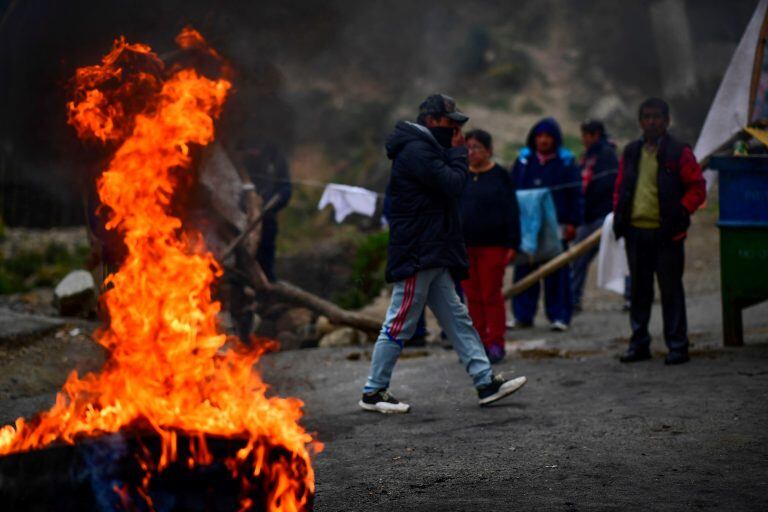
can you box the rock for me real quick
[53,270,96,318]
[0,307,63,347]
[315,315,335,336]
[318,327,367,348]
[275,307,313,334]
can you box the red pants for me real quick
[461,246,508,350]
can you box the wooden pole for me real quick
[220,194,281,260]
[503,227,603,298]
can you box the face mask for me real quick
[428,126,454,149]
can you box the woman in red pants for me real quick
[460,130,521,363]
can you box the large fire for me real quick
[0,28,317,510]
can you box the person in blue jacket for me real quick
[509,117,582,331]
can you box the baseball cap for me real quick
[419,94,469,124]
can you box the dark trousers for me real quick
[513,247,573,325]
[625,227,688,354]
[257,218,278,282]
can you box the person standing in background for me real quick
[460,129,520,363]
[613,98,706,365]
[571,119,619,313]
[509,118,582,332]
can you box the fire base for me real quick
[0,430,313,511]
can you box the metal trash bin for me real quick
[709,155,768,346]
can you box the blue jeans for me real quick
[571,216,605,307]
[364,268,493,392]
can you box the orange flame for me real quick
[0,28,318,510]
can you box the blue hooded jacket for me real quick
[510,118,583,227]
[383,121,470,283]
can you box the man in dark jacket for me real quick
[241,141,292,282]
[360,94,527,413]
[229,141,292,343]
[510,117,582,331]
[613,98,706,365]
[571,119,619,312]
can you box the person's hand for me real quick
[563,224,576,242]
[506,249,517,264]
[452,127,466,148]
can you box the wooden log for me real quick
[503,228,603,298]
[225,263,382,333]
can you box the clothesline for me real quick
[246,167,620,197]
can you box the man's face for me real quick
[639,107,669,141]
[581,131,600,150]
[426,115,460,130]
[535,132,556,155]
[467,138,491,167]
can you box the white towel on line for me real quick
[596,212,629,294]
[318,184,379,223]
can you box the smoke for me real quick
[0,0,759,227]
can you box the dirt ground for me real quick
[1,207,767,510]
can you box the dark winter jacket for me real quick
[460,163,521,248]
[243,143,292,235]
[580,137,619,224]
[613,134,705,241]
[510,118,583,227]
[383,121,470,283]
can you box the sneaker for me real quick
[485,344,506,364]
[477,374,527,406]
[619,348,652,363]
[550,320,569,332]
[359,389,411,414]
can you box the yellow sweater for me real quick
[631,145,660,229]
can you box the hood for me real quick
[525,117,563,150]
[385,121,440,159]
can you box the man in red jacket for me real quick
[613,98,706,365]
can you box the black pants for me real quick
[625,227,689,354]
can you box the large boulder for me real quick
[53,270,96,318]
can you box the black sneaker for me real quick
[477,374,527,406]
[359,389,411,414]
[619,348,652,363]
[664,351,690,365]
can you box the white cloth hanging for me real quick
[318,184,378,223]
[596,213,629,294]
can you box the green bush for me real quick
[334,230,389,310]
[0,241,90,294]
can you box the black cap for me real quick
[580,118,605,135]
[419,94,469,124]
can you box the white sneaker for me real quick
[359,389,411,414]
[550,321,569,332]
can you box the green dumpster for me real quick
[709,155,768,346]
